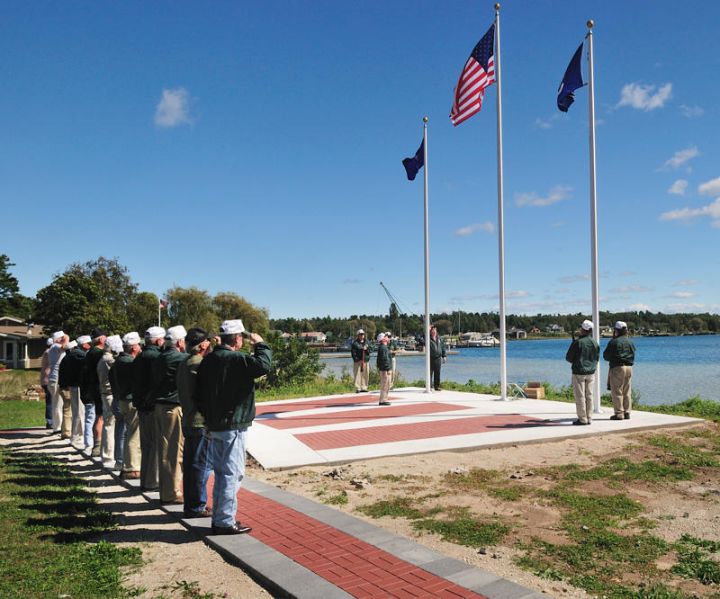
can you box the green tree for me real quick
[0,255,35,319]
[128,291,161,333]
[433,319,453,335]
[264,332,323,387]
[212,291,269,334]
[165,286,219,332]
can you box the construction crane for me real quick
[379,281,408,338]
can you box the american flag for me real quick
[450,24,496,126]
[159,299,168,309]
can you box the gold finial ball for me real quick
[495,3,500,10]
[587,19,594,28]
[423,116,429,123]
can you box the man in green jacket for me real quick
[376,333,392,406]
[603,321,636,420]
[81,328,107,455]
[429,326,447,391]
[151,325,188,504]
[350,329,370,393]
[194,319,272,535]
[565,320,599,426]
[111,332,142,479]
[132,326,165,491]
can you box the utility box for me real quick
[523,385,545,399]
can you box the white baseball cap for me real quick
[122,332,141,346]
[219,319,245,335]
[166,325,187,343]
[581,320,593,331]
[357,329,365,335]
[145,326,166,340]
[77,335,92,345]
[46,338,54,346]
[52,330,65,342]
[106,335,123,354]
[614,321,627,330]
[65,340,78,350]
[376,333,386,342]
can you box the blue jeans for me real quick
[83,403,96,449]
[42,385,52,427]
[209,428,247,528]
[113,395,126,465]
[183,427,213,515]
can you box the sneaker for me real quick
[211,522,252,535]
[609,414,624,421]
[572,419,589,425]
[120,471,140,480]
[185,508,212,518]
[624,413,631,419]
[91,446,101,457]
[379,400,391,406]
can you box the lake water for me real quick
[321,335,720,405]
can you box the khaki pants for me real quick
[70,387,85,446]
[155,403,184,503]
[58,388,72,438]
[572,373,595,424]
[119,400,141,472]
[379,370,393,403]
[139,410,158,490]
[352,361,369,391]
[100,394,115,462]
[609,366,633,416]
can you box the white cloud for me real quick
[154,87,191,128]
[667,179,688,195]
[609,285,652,294]
[669,291,696,298]
[662,146,699,170]
[680,104,704,118]
[659,198,720,226]
[515,185,572,208]
[673,279,698,287]
[454,222,495,236]
[698,177,720,197]
[629,303,651,311]
[617,82,672,111]
[507,290,530,298]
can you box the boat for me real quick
[459,332,500,348]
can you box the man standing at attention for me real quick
[47,331,68,435]
[351,329,370,393]
[565,320,599,426]
[376,333,392,406]
[40,338,53,429]
[603,321,636,421]
[111,332,142,480]
[428,325,447,391]
[69,335,92,447]
[81,328,107,456]
[194,319,272,535]
[176,326,212,518]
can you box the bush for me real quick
[263,332,323,388]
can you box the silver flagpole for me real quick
[494,3,508,400]
[586,20,601,413]
[423,116,432,394]
[158,301,161,327]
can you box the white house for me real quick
[0,316,47,369]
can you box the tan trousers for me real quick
[572,373,595,424]
[353,361,369,391]
[139,410,158,490]
[58,388,72,438]
[70,387,85,446]
[100,394,115,462]
[609,366,633,416]
[119,400,141,472]
[379,370,393,403]
[154,403,184,503]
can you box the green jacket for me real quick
[429,336,447,361]
[151,346,189,406]
[110,353,135,403]
[80,346,104,405]
[351,339,370,363]
[177,353,205,429]
[132,344,162,412]
[59,347,86,389]
[376,344,392,372]
[603,335,635,368]
[194,343,272,432]
[565,335,600,375]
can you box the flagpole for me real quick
[494,3,508,400]
[422,116,432,394]
[158,301,161,327]
[586,20,601,413]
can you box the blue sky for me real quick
[2,1,718,319]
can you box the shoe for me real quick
[624,413,631,419]
[120,471,140,480]
[185,508,212,518]
[211,523,252,535]
[361,389,368,392]
[379,400,391,406]
[609,414,624,421]
[61,434,71,440]
[572,420,589,426]
[45,423,53,430]
[113,462,123,471]
[161,498,184,505]
[141,485,159,492]
[91,446,101,457]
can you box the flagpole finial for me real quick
[587,19,594,29]
[423,116,428,123]
[495,3,500,10]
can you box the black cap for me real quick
[91,327,108,338]
[186,327,209,349]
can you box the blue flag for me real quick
[557,43,585,112]
[402,140,424,181]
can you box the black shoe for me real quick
[379,400,391,406]
[355,390,362,393]
[185,508,211,518]
[361,389,368,392]
[211,523,251,535]
[609,414,624,421]
[572,419,589,426]
[624,412,630,419]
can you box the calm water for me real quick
[321,335,720,405]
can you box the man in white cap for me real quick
[194,319,272,534]
[110,332,142,479]
[565,320,600,425]
[97,335,123,466]
[150,325,188,504]
[39,338,53,429]
[47,330,69,434]
[132,326,165,491]
[375,333,392,406]
[81,327,108,456]
[57,340,79,439]
[350,329,370,393]
[67,335,92,446]
[603,321,636,420]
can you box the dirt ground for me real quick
[247,421,720,598]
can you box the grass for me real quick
[0,449,142,598]
[414,512,510,547]
[0,369,39,400]
[357,495,426,520]
[565,457,695,483]
[0,399,46,429]
[671,535,720,585]
[646,435,720,468]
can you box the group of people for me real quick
[351,325,448,401]
[565,320,636,425]
[39,318,272,535]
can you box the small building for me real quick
[508,327,527,340]
[529,326,541,334]
[546,324,565,334]
[0,316,47,369]
[299,331,327,344]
